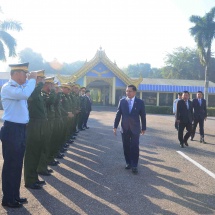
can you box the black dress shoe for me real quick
[2,201,22,208]
[125,164,131,169]
[59,153,65,157]
[71,136,76,139]
[184,141,189,146]
[25,183,42,189]
[47,168,53,173]
[48,160,60,166]
[15,197,28,204]
[64,143,70,148]
[38,171,51,176]
[36,180,46,185]
[55,154,64,159]
[132,167,138,174]
[48,161,57,166]
[67,139,74,144]
[60,149,67,153]
[54,160,60,164]
[180,143,184,148]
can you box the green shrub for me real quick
[145,105,173,115]
[145,105,215,116]
[207,107,215,116]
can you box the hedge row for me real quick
[145,105,215,116]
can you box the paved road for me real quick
[0,107,215,215]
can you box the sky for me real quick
[0,0,215,72]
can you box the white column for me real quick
[139,91,142,99]
[109,86,112,105]
[83,76,87,87]
[157,92,159,106]
[112,77,116,105]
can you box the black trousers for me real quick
[1,121,26,203]
[121,130,140,167]
[191,117,204,138]
[78,110,85,129]
[83,111,90,127]
[178,122,192,144]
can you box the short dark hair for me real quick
[127,85,137,91]
[183,90,189,94]
[197,91,203,94]
[178,92,182,96]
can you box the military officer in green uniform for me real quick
[37,77,57,170]
[60,84,74,145]
[68,82,77,140]
[24,70,48,189]
[74,84,81,132]
[47,83,65,163]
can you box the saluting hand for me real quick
[28,71,37,80]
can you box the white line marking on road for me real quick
[177,151,215,179]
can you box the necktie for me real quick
[199,99,201,106]
[128,99,132,113]
[186,101,189,110]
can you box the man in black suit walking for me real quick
[113,85,146,174]
[176,91,193,148]
[190,91,207,143]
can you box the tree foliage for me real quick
[163,47,205,80]
[189,6,215,102]
[18,48,84,74]
[0,8,22,61]
[123,63,152,78]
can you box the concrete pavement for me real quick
[0,107,215,215]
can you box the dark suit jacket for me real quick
[192,98,207,120]
[176,99,193,123]
[86,96,92,112]
[114,97,146,135]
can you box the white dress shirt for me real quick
[126,96,135,112]
[1,79,36,123]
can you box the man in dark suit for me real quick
[113,85,146,174]
[83,90,92,129]
[190,91,207,143]
[176,91,193,148]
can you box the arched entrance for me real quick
[87,80,110,105]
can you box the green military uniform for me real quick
[47,90,64,162]
[69,91,77,136]
[37,88,55,171]
[61,84,71,144]
[24,80,48,186]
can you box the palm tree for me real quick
[0,7,22,61]
[189,7,215,104]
